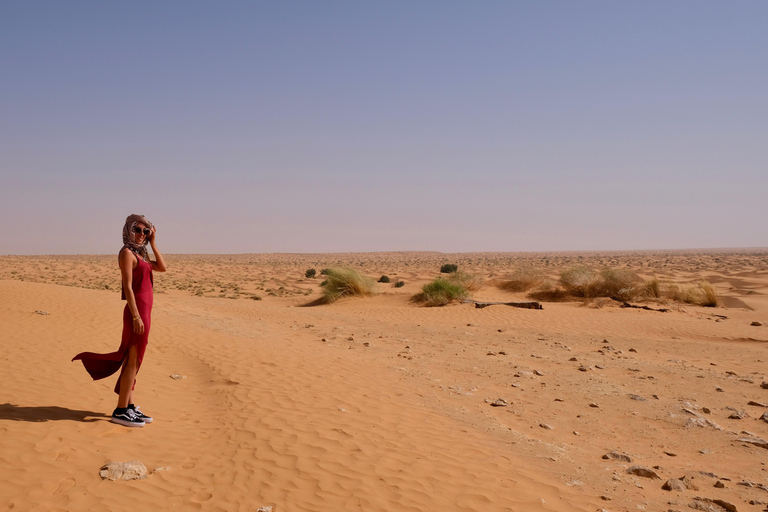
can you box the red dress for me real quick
[73,249,153,394]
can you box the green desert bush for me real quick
[393,280,405,288]
[440,263,458,274]
[305,268,317,278]
[321,267,376,303]
[497,268,544,293]
[413,278,469,306]
[378,275,391,283]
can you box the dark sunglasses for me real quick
[132,227,151,236]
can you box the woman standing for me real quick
[73,214,167,427]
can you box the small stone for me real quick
[490,398,508,407]
[589,403,600,408]
[498,329,505,332]
[664,451,677,457]
[153,467,171,473]
[578,365,590,372]
[761,382,768,389]
[34,310,49,315]
[539,423,553,430]
[737,437,768,449]
[702,407,711,414]
[603,450,632,462]
[715,387,724,392]
[752,321,763,326]
[498,351,506,355]
[486,351,496,356]
[714,480,725,488]
[760,412,768,423]
[533,370,545,376]
[169,374,186,380]
[629,348,637,353]
[727,410,747,420]
[569,357,577,361]
[662,478,686,491]
[100,460,148,481]
[629,394,646,401]
[626,465,661,479]
[700,449,713,454]
[256,507,273,512]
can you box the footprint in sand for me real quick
[190,490,212,503]
[55,448,73,461]
[181,461,196,469]
[52,477,75,495]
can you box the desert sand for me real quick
[2,249,768,512]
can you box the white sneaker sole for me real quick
[111,416,145,427]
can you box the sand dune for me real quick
[2,250,767,511]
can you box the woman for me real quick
[73,214,167,427]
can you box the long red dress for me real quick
[73,249,153,394]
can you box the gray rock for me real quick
[626,465,661,479]
[100,460,148,481]
[256,507,273,512]
[539,423,554,430]
[760,411,768,424]
[747,401,767,407]
[727,410,747,419]
[690,497,738,512]
[662,478,686,491]
[34,310,49,315]
[170,374,186,380]
[629,394,646,401]
[602,450,632,462]
[490,398,508,407]
[737,437,768,449]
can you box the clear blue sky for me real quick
[2,1,766,254]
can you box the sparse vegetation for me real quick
[447,271,484,292]
[378,275,390,283]
[305,268,317,278]
[394,280,405,288]
[666,280,718,307]
[497,268,544,293]
[321,267,376,303]
[413,278,469,306]
[440,263,458,274]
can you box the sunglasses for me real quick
[132,227,151,236]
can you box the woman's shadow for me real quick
[0,403,109,423]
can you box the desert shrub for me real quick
[378,275,390,283]
[497,268,544,293]
[559,265,601,297]
[699,281,718,307]
[528,283,570,302]
[664,280,718,307]
[413,278,469,306]
[320,268,330,275]
[448,271,484,292]
[321,267,376,303]
[440,263,458,274]
[320,280,328,287]
[305,268,317,278]
[596,268,643,302]
[394,280,405,288]
[645,277,661,298]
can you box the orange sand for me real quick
[1,250,767,512]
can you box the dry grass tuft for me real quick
[664,280,718,307]
[699,280,718,307]
[321,267,376,303]
[645,277,661,298]
[413,278,469,307]
[497,268,544,293]
[558,266,601,298]
[448,271,484,292]
[528,282,571,302]
[596,268,644,302]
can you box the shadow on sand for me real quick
[298,297,328,307]
[0,403,109,423]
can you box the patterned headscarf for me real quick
[122,214,153,262]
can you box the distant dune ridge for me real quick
[2,249,768,511]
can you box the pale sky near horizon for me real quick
[1,2,767,254]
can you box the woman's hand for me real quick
[133,316,145,335]
[148,226,157,244]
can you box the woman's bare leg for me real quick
[117,345,138,409]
